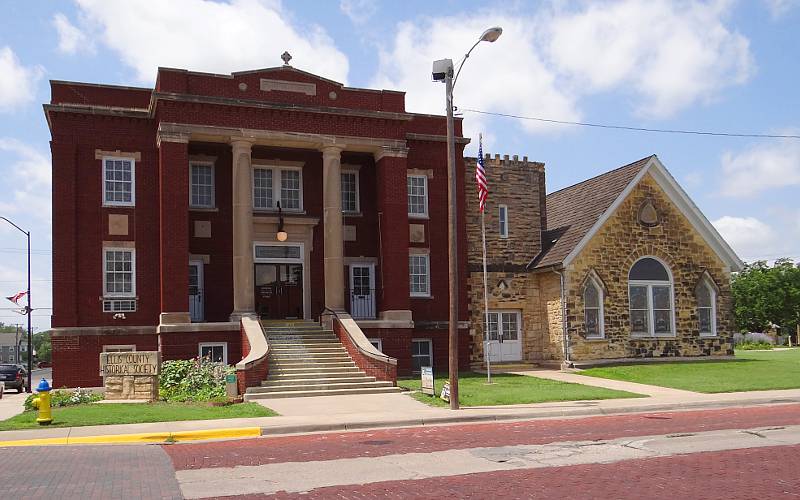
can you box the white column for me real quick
[322,145,345,311]
[231,138,256,320]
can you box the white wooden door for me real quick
[485,311,522,363]
[349,264,375,319]
[189,261,204,322]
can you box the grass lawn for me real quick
[398,371,644,407]
[579,349,800,393]
[0,402,277,431]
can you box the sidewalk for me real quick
[1,373,800,445]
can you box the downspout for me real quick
[552,269,571,368]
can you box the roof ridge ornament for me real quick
[281,51,292,66]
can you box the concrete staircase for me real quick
[244,320,401,400]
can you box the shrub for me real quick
[23,387,103,411]
[737,341,774,350]
[159,358,233,402]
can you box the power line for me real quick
[460,108,800,140]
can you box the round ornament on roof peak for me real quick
[638,200,660,227]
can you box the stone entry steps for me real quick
[244,321,401,401]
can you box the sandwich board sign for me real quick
[440,381,450,402]
[420,366,435,396]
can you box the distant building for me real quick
[0,330,26,364]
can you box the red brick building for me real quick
[46,63,470,389]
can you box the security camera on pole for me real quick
[431,26,502,410]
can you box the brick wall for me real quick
[51,333,158,388]
[333,321,397,383]
[159,330,242,362]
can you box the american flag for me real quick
[5,291,26,306]
[476,134,488,212]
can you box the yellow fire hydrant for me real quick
[32,378,53,426]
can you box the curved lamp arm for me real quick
[452,26,503,92]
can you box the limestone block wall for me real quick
[464,155,546,267]
[539,272,566,362]
[565,174,734,361]
[467,272,544,364]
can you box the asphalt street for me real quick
[1,403,799,499]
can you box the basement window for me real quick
[199,342,227,364]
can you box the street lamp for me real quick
[432,26,502,410]
[0,216,32,392]
[276,201,288,242]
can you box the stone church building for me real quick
[466,154,743,368]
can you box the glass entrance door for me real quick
[254,263,303,319]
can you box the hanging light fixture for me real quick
[276,200,288,242]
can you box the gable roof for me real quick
[530,155,743,272]
[531,156,652,269]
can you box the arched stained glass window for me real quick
[696,279,716,336]
[583,278,604,338]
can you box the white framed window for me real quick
[368,338,383,352]
[104,248,136,298]
[583,278,604,338]
[253,166,303,210]
[407,175,428,217]
[409,254,430,297]
[8,355,14,362]
[629,257,675,337]
[697,280,717,337]
[102,157,135,207]
[103,299,137,313]
[103,345,136,353]
[190,162,215,208]
[411,339,433,373]
[199,342,227,364]
[341,171,360,213]
[498,205,509,238]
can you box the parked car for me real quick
[0,364,27,393]
[37,361,51,369]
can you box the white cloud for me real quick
[0,47,44,112]
[53,13,93,55]
[712,215,782,261]
[763,0,799,19]
[719,137,800,198]
[371,14,581,146]
[373,1,754,143]
[545,0,753,118]
[0,138,52,221]
[74,0,349,84]
[340,0,377,25]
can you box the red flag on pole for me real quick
[5,291,26,306]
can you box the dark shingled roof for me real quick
[530,155,655,269]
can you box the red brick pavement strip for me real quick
[216,444,800,500]
[165,403,800,470]
[0,444,182,499]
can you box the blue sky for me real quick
[0,0,798,330]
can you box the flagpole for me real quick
[481,207,491,384]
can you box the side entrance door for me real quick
[189,261,204,322]
[485,311,522,363]
[349,264,376,319]
[254,263,303,320]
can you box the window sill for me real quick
[343,212,363,218]
[582,337,607,342]
[254,209,306,215]
[631,334,677,340]
[189,206,218,212]
[408,214,429,220]
[102,203,135,209]
[411,294,433,299]
[699,333,718,338]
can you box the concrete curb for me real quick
[258,396,800,436]
[0,426,261,447]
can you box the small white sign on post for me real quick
[440,381,450,403]
[420,366,434,396]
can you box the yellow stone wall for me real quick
[565,173,734,360]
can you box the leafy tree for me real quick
[732,259,800,340]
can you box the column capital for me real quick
[374,146,409,163]
[321,144,345,158]
[230,137,256,151]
